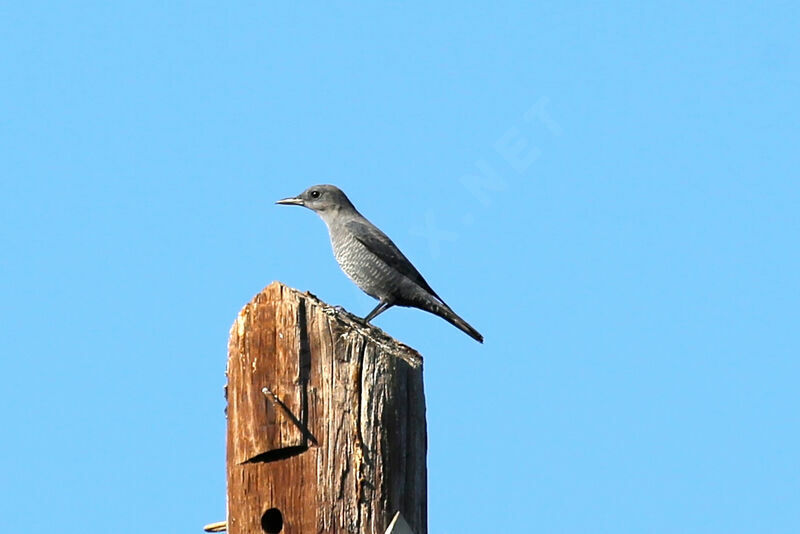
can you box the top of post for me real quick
[232,281,423,368]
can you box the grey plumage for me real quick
[276,185,483,343]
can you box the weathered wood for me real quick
[226,282,427,534]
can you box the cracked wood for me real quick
[226,282,427,534]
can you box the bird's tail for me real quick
[432,302,484,343]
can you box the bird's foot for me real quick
[350,315,374,328]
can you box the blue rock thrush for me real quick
[276,185,483,343]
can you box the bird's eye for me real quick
[310,190,321,199]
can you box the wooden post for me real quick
[225,282,427,534]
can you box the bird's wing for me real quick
[345,219,442,301]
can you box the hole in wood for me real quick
[261,508,283,533]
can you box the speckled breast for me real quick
[329,230,403,301]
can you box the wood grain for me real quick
[226,282,427,534]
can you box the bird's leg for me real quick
[363,300,393,323]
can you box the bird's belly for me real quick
[330,233,402,300]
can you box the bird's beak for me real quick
[275,196,305,206]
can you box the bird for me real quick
[276,185,483,343]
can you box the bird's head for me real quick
[276,185,355,214]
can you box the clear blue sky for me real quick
[2,3,798,533]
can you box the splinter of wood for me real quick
[203,520,227,532]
